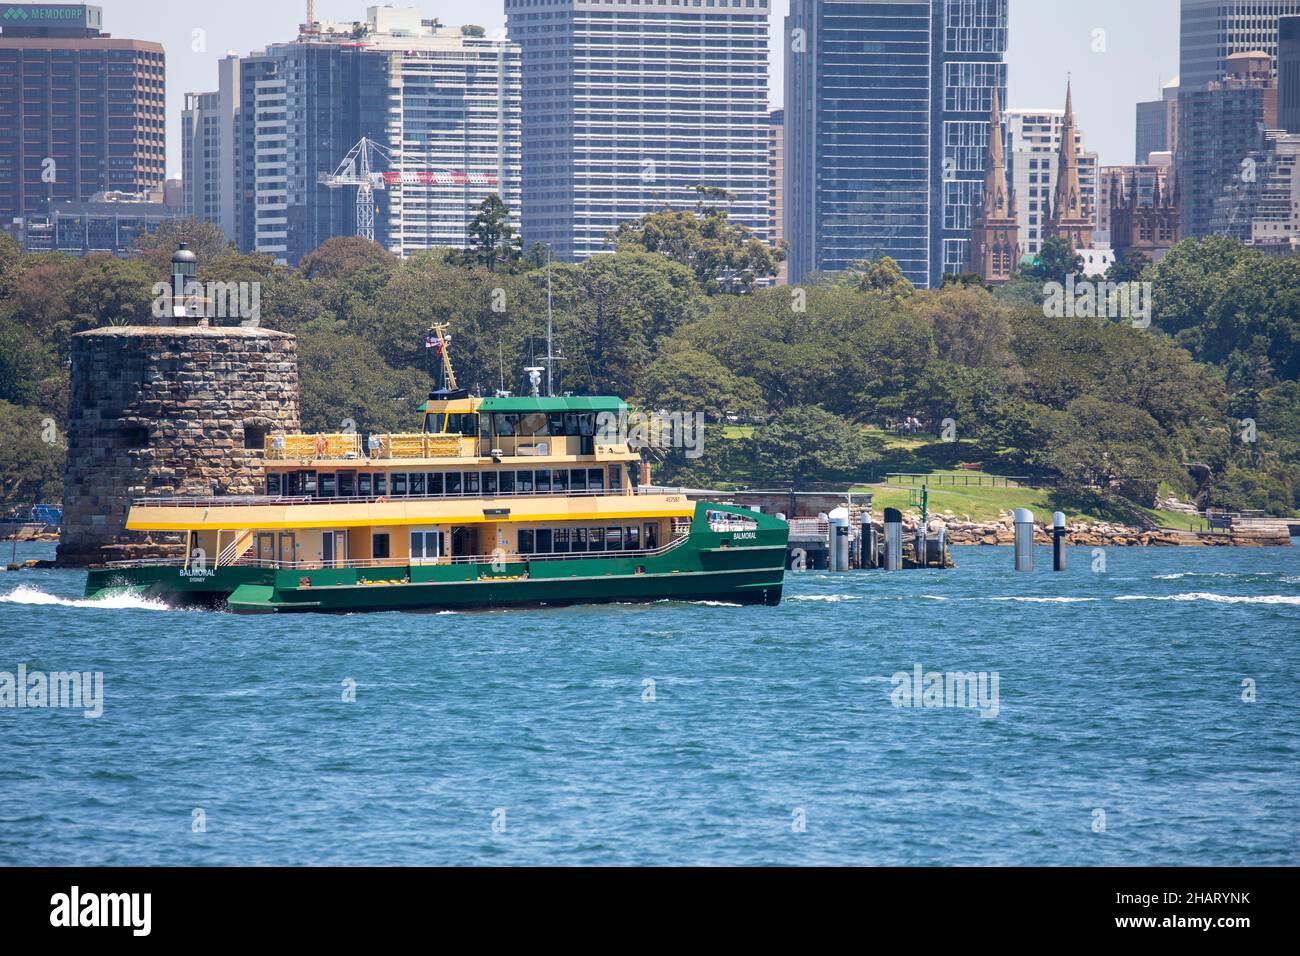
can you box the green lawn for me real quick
[857,480,1208,529]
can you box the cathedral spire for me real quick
[1045,79,1093,250]
[966,85,1020,285]
[983,87,1011,219]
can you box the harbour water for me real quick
[2,540,1297,866]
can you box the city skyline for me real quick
[86,0,1180,176]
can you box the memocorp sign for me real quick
[0,4,101,29]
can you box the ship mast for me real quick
[545,249,554,397]
[427,322,458,393]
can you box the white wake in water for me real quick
[1115,592,1300,606]
[990,596,1101,604]
[0,584,172,611]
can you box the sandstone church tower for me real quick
[967,88,1020,284]
[1044,82,1093,250]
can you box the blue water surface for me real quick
[1,540,1297,866]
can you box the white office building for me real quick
[1005,108,1101,257]
[505,0,771,262]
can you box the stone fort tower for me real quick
[57,247,300,567]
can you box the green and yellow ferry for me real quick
[84,330,787,613]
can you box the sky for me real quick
[87,0,1181,175]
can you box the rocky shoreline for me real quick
[902,513,1292,548]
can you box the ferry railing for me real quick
[129,487,639,508]
[264,433,480,461]
[220,532,691,571]
[103,532,693,572]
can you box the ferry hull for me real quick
[84,505,788,614]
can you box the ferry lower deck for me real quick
[85,500,789,613]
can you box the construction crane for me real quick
[318,136,500,245]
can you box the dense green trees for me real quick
[0,222,1295,513]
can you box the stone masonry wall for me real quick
[57,326,300,567]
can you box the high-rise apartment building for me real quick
[769,109,786,284]
[1178,52,1278,239]
[0,3,165,234]
[1135,77,1180,163]
[1004,107,1099,258]
[1180,0,1300,91]
[505,0,771,263]
[1244,131,1300,249]
[182,54,240,242]
[235,7,520,264]
[784,0,1009,288]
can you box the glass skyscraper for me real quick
[505,0,772,262]
[785,0,1008,288]
[1180,0,1300,91]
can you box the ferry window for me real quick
[303,472,318,495]
[517,530,534,554]
[428,472,444,495]
[465,472,480,495]
[571,469,587,491]
[483,472,497,495]
[629,464,639,489]
[608,465,623,490]
[446,472,462,495]
[578,414,594,436]
[554,528,571,553]
[564,413,580,436]
[493,413,518,436]
[456,414,478,437]
[626,526,640,550]
[374,473,388,496]
[499,471,515,494]
[588,469,604,491]
[409,473,425,496]
[644,523,658,549]
[535,470,551,494]
[517,470,533,493]
[552,469,568,491]
[605,527,623,551]
[392,473,407,496]
[423,413,437,434]
[358,473,372,498]
[587,528,605,552]
[573,528,589,552]
[548,413,564,436]
[319,473,336,498]
[338,472,355,498]
[536,529,553,554]
[267,473,282,497]
[520,412,549,437]
[372,534,390,560]
[479,415,492,440]
[285,472,300,496]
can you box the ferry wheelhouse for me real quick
[85,329,787,612]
